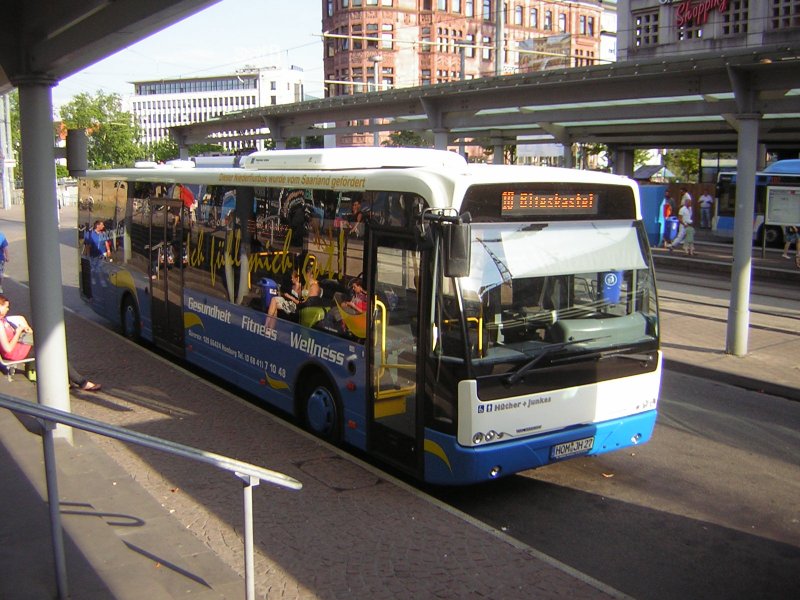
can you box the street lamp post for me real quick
[371,55,382,147]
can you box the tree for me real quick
[382,130,432,148]
[146,138,179,163]
[633,149,652,168]
[59,91,142,168]
[8,90,21,179]
[663,148,699,182]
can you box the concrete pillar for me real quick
[562,144,574,169]
[433,130,449,151]
[491,135,504,165]
[610,148,635,178]
[726,114,760,356]
[16,76,72,438]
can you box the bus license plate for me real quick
[551,437,594,460]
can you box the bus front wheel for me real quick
[302,378,341,444]
[758,225,782,247]
[121,296,141,342]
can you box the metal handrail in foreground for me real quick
[0,394,302,600]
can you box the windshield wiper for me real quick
[599,351,654,362]
[551,347,655,365]
[504,336,606,386]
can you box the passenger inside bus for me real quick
[315,276,368,338]
[267,270,302,318]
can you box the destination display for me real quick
[500,190,598,216]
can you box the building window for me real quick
[558,13,567,32]
[771,0,800,28]
[452,0,461,12]
[438,0,447,9]
[723,0,749,35]
[483,0,491,21]
[465,33,476,57]
[327,0,333,17]
[678,19,704,40]
[544,10,552,30]
[514,5,523,25]
[482,35,492,60]
[466,0,474,17]
[579,15,586,35]
[588,16,594,36]
[530,7,538,28]
[633,10,659,47]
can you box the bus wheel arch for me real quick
[758,224,782,247]
[120,294,141,342]
[296,367,342,444]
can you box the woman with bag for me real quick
[0,295,102,391]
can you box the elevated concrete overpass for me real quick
[172,44,800,170]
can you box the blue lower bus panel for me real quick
[423,410,658,485]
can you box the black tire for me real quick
[121,296,141,342]
[757,225,782,248]
[301,377,342,443]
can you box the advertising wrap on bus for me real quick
[78,148,660,485]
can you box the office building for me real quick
[131,66,305,151]
[618,0,800,60]
[322,0,605,147]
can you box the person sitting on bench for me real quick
[0,294,101,391]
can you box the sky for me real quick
[53,0,324,110]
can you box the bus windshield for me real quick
[450,220,658,375]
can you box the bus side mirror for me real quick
[444,221,471,278]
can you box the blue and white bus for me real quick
[78,148,661,485]
[714,159,800,246]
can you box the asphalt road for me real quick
[432,370,800,600]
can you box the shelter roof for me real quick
[0,1,220,95]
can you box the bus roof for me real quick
[762,159,800,175]
[240,147,468,171]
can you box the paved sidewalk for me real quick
[0,202,798,599]
[1,301,624,600]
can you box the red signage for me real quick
[675,0,730,27]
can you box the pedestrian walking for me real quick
[667,196,695,255]
[0,229,8,293]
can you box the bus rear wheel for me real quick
[302,378,341,444]
[121,297,140,342]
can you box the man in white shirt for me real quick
[668,197,696,255]
[698,189,714,229]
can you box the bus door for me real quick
[149,198,185,356]
[367,235,424,476]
